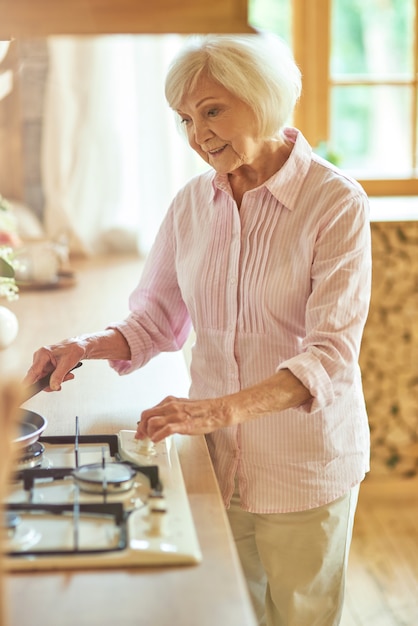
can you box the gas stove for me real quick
[4,427,202,571]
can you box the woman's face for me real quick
[177,74,264,175]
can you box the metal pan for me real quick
[14,409,48,448]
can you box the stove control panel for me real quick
[118,431,159,463]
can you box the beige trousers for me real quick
[227,483,360,626]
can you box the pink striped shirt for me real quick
[111,128,372,513]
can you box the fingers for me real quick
[135,396,184,441]
[136,416,193,443]
[135,396,225,443]
[23,346,57,386]
[48,357,83,391]
[23,342,85,391]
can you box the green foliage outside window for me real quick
[249,0,417,179]
[248,0,291,42]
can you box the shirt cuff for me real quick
[277,352,335,413]
[107,320,154,375]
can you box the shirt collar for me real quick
[211,128,312,211]
[264,128,312,211]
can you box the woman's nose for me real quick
[192,120,212,145]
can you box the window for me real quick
[249,0,292,42]
[249,0,418,196]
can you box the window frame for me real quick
[291,0,418,196]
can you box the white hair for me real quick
[165,34,302,139]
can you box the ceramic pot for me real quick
[0,305,18,349]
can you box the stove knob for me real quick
[136,437,156,456]
[148,495,167,535]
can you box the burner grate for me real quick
[16,463,161,492]
[40,434,120,456]
[6,502,128,556]
[15,433,162,492]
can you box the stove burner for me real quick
[3,511,41,552]
[7,520,42,552]
[73,462,136,494]
[4,511,21,531]
[18,442,45,470]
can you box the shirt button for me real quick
[230,277,236,285]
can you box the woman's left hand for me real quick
[136,369,312,442]
[135,395,233,442]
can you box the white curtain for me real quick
[41,35,206,256]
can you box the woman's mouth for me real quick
[207,145,227,156]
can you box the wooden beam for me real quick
[361,179,418,197]
[0,0,253,37]
[292,0,330,147]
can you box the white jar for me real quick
[0,306,18,349]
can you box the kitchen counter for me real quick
[1,254,256,626]
[369,196,417,221]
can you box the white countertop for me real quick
[369,196,418,222]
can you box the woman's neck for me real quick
[228,139,293,208]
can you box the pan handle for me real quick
[22,362,83,402]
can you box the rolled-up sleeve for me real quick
[277,193,372,412]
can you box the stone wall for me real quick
[360,220,418,479]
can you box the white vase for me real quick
[0,305,18,349]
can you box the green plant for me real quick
[0,196,19,300]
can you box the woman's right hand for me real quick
[23,329,132,391]
[23,337,88,391]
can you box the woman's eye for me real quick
[180,117,191,125]
[207,109,218,118]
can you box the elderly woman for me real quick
[25,35,371,626]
